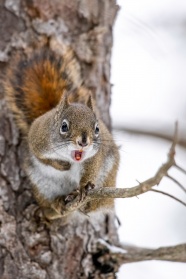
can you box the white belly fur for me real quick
[28,156,82,200]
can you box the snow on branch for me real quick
[95,239,186,265]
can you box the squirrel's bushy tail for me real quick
[4,49,82,134]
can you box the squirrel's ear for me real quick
[60,91,69,110]
[86,94,94,111]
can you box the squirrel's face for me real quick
[48,97,101,163]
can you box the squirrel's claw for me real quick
[65,189,80,203]
[79,182,95,202]
[85,182,95,191]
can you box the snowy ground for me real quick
[111,0,186,278]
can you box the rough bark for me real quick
[0,1,119,278]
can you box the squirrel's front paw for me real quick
[64,182,95,204]
[65,186,92,204]
[78,182,95,202]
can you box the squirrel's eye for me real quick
[60,120,69,134]
[95,123,99,136]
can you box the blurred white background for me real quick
[111,0,186,278]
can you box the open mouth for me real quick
[72,150,84,162]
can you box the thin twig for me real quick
[150,189,186,207]
[166,174,186,193]
[175,164,186,175]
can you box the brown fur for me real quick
[38,157,71,171]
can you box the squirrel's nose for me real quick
[77,133,89,148]
[77,141,88,147]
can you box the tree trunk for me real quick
[0,1,119,278]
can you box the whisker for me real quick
[49,140,73,151]
[50,143,69,150]
[51,144,69,152]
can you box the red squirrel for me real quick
[4,49,120,220]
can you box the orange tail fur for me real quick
[4,49,82,134]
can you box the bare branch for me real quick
[61,123,185,216]
[96,239,186,265]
